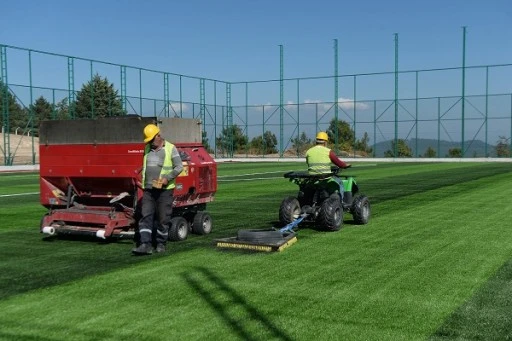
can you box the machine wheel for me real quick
[169,216,189,241]
[317,197,343,231]
[351,195,370,225]
[192,211,213,235]
[279,197,301,225]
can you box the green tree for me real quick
[291,131,312,156]
[28,96,54,136]
[8,107,29,135]
[354,132,373,156]
[384,139,412,157]
[74,74,125,118]
[201,131,213,153]
[495,136,510,157]
[423,146,436,158]
[0,81,25,133]
[216,124,248,155]
[31,96,53,121]
[250,131,278,154]
[447,148,462,158]
[54,98,71,120]
[327,119,354,151]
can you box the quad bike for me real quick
[279,166,370,231]
[215,166,369,252]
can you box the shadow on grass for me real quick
[182,266,294,341]
[0,229,213,301]
[429,256,512,340]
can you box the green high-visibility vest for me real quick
[306,145,332,174]
[142,142,176,189]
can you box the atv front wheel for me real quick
[317,197,343,231]
[351,195,370,224]
[279,197,301,225]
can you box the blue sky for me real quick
[2,0,512,143]
[2,0,511,81]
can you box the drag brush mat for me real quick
[215,229,297,252]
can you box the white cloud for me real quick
[303,97,370,111]
[337,97,370,110]
[246,98,370,112]
[168,102,190,114]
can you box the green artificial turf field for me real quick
[0,162,511,340]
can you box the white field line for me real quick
[0,192,39,198]
[216,165,375,182]
[0,174,38,178]
[217,170,290,178]
[218,177,284,182]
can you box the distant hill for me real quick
[373,138,497,158]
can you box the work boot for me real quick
[155,243,166,253]
[132,243,153,255]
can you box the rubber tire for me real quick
[317,197,343,231]
[279,197,301,225]
[192,211,213,235]
[169,216,189,241]
[351,195,370,225]
[237,229,285,244]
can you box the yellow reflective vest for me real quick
[306,145,332,174]
[142,142,176,189]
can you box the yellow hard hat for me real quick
[143,124,160,143]
[316,131,328,142]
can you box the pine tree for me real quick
[74,74,125,118]
[0,81,24,133]
[28,96,54,135]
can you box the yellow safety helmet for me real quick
[316,131,328,142]
[143,124,160,143]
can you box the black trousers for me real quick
[138,188,174,245]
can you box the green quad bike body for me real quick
[279,167,370,231]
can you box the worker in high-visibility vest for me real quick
[132,123,183,255]
[306,131,351,199]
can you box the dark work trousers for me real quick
[138,188,174,245]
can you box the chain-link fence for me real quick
[1,37,511,165]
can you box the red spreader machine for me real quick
[39,116,217,242]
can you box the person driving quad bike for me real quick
[305,131,351,200]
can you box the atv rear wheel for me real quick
[279,197,301,225]
[351,195,370,225]
[317,197,343,231]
